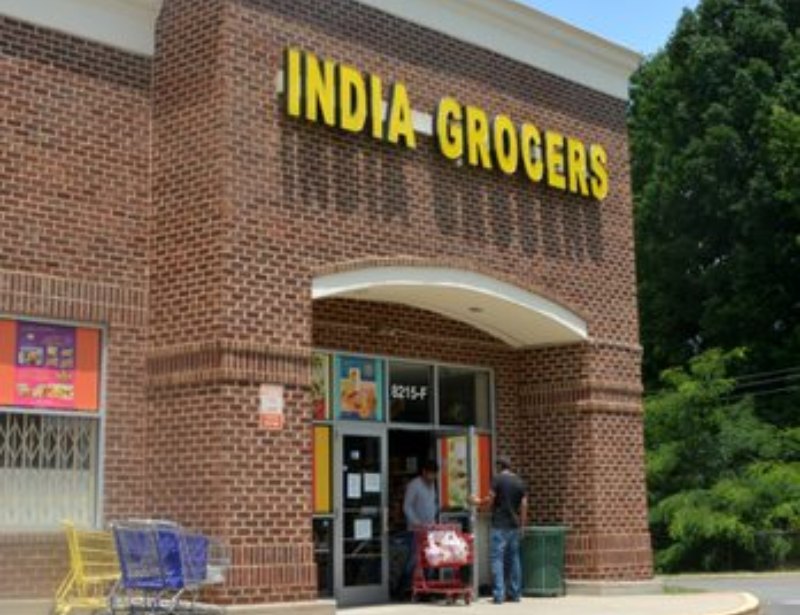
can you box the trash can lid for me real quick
[523,525,569,533]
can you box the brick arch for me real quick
[311,255,591,325]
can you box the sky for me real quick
[521,0,700,56]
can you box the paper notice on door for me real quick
[347,473,362,499]
[364,473,381,493]
[354,518,373,540]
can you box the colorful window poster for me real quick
[333,355,383,421]
[439,435,469,510]
[0,319,101,412]
[438,433,492,509]
[311,353,330,420]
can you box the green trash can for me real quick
[521,525,568,597]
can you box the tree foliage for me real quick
[630,0,800,402]
[630,0,800,573]
[646,349,800,571]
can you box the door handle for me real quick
[382,506,389,535]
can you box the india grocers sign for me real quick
[282,48,609,201]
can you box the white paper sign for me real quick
[258,384,285,430]
[259,384,284,412]
[354,518,373,540]
[347,473,362,499]
[364,473,381,493]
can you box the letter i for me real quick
[367,74,384,140]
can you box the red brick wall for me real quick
[0,0,652,604]
[201,0,649,592]
[251,0,636,347]
[518,344,652,579]
[0,16,150,598]
[0,534,67,599]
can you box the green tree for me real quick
[646,349,800,571]
[630,0,800,414]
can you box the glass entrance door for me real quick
[334,425,388,606]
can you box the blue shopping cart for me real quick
[111,520,228,614]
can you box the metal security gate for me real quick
[0,413,98,528]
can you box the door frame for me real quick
[435,426,485,598]
[333,422,389,606]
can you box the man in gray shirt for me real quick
[403,460,439,528]
[393,460,438,599]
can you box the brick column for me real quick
[149,0,317,603]
[516,343,653,581]
[146,345,317,603]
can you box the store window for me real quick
[438,367,491,429]
[388,361,432,424]
[333,355,384,421]
[0,319,103,529]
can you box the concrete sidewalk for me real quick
[344,593,760,615]
[1,593,761,615]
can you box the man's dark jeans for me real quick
[490,527,521,603]
[394,530,417,596]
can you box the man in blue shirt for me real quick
[472,456,528,604]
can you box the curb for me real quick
[708,592,760,615]
[661,571,800,580]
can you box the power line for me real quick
[734,373,800,391]
[725,384,800,404]
[734,366,800,383]
[742,384,800,399]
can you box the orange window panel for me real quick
[74,328,101,412]
[313,426,332,514]
[0,320,15,406]
[477,435,492,500]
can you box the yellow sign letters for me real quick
[285,48,415,149]
[283,47,609,201]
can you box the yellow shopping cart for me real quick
[53,521,120,615]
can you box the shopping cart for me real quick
[53,521,120,615]
[412,524,474,605]
[110,519,229,614]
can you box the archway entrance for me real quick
[309,266,588,606]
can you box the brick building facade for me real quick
[1,0,650,612]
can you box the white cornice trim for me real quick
[355,0,642,100]
[2,0,642,97]
[0,0,162,56]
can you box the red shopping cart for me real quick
[412,524,474,604]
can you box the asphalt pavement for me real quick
[664,572,800,615]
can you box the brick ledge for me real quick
[147,341,310,388]
[0,269,147,326]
